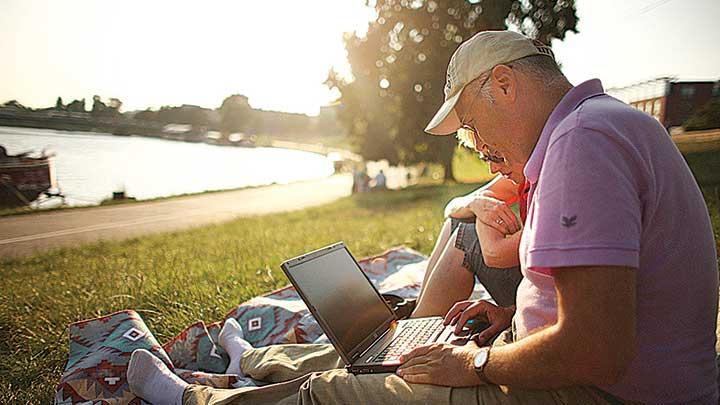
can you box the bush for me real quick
[684,98,720,131]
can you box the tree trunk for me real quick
[441,148,456,182]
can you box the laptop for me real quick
[280,242,457,374]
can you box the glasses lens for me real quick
[479,144,504,164]
[457,126,478,149]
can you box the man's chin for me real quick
[503,173,520,185]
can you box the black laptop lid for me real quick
[282,243,395,363]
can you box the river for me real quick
[0,126,335,206]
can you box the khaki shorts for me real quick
[183,329,620,405]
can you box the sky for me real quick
[0,0,718,116]
[551,0,720,93]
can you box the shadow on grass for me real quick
[685,151,720,187]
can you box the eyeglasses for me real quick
[458,76,505,165]
[466,129,506,164]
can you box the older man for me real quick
[411,30,718,403]
[128,31,718,404]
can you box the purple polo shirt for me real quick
[516,79,718,403]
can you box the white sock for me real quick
[127,349,188,405]
[218,318,253,376]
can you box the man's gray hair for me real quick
[472,54,567,103]
[510,54,567,86]
[455,54,567,148]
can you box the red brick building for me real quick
[608,77,720,130]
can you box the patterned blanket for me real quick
[55,246,452,404]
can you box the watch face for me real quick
[474,348,489,369]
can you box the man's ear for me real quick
[491,65,516,102]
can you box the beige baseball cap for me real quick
[425,30,555,135]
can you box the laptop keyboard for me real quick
[374,318,445,362]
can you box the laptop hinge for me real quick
[354,320,395,362]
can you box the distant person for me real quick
[351,168,361,193]
[372,169,387,190]
[359,169,370,192]
[351,167,370,193]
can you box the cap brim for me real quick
[425,90,462,135]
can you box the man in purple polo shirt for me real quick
[408,30,718,403]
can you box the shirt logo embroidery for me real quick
[561,215,577,228]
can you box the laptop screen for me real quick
[285,246,394,358]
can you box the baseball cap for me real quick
[425,30,555,135]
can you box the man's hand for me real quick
[396,341,485,387]
[444,300,515,346]
[467,196,520,235]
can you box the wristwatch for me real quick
[473,347,492,383]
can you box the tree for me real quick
[91,95,108,116]
[327,0,578,181]
[108,98,123,113]
[66,99,86,113]
[55,97,65,110]
[218,94,253,136]
[684,96,720,131]
[3,100,29,110]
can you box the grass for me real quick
[702,185,720,250]
[0,182,478,403]
[684,150,720,187]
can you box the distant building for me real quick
[607,77,720,130]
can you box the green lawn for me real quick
[0,182,477,403]
[702,185,720,249]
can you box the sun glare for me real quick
[0,0,376,115]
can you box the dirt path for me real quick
[0,174,352,258]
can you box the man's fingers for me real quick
[396,363,430,377]
[399,372,432,385]
[504,205,521,233]
[443,301,472,325]
[454,302,487,334]
[475,323,502,346]
[398,353,430,369]
[475,325,501,346]
[399,343,434,362]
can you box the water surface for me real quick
[0,126,334,206]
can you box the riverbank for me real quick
[0,174,353,258]
[0,177,324,218]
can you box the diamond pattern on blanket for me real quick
[55,246,428,404]
[162,321,229,374]
[55,310,171,404]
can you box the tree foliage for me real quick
[134,105,215,128]
[327,0,578,180]
[684,96,720,131]
[91,95,123,117]
[219,94,253,135]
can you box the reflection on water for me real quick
[0,126,334,206]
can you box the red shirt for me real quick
[505,180,531,224]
